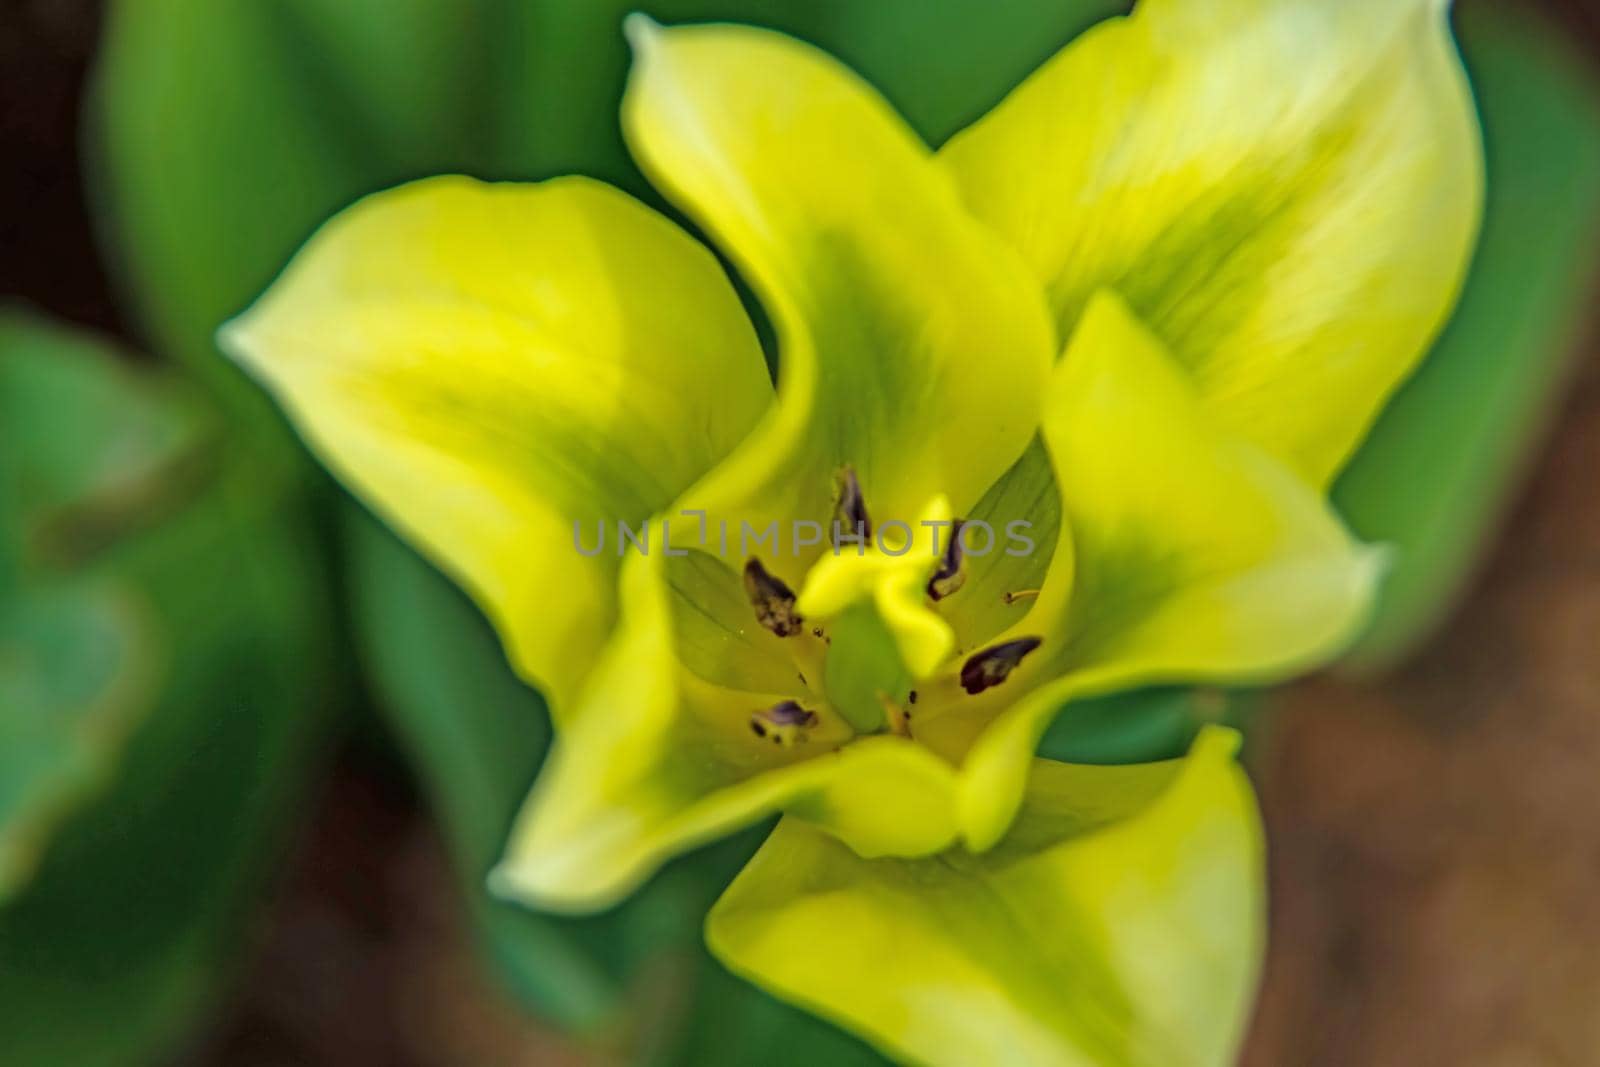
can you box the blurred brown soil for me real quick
[1244,350,1600,1067]
[0,0,123,334]
[175,766,587,1067]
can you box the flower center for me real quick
[739,466,1043,748]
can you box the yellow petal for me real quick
[623,18,1054,548]
[220,176,771,716]
[941,0,1483,485]
[708,727,1263,1067]
[941,438,1068,655]
[948,292,1380,849]
[490,554,959,914]
[664,549,809,696]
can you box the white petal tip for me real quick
[213,315,266,380]
[213,317,244,359]
[623,12,662,55]
[486,860,565,911]
[487,854,631,916]
[484,862,522,903]
[1363,542,1399,581]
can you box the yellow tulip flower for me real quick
[220,2,1479,1062]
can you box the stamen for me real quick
[927,519,967,601]
[959,637,1043,695]
[743,557,802,637]
[831,465,871,548]
[1003,589,1042,605]
[750,699,819,746]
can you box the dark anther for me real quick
[743,557,802,637]
[832,466,872,547]
[927,519,968,601]
[959,637,1043,695]
[908,689,918,705]
[750,700,819,747]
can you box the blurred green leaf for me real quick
[92,1,371,436]
[345,507,619,1031]
[1337,6,1600,668]
[0,487,332,1067]
[274,0,497,167]
[0,583,156,903]
[0,309,203,899]
[0,314,334,1067]
[664,952,883,1067]
[1039,687,1261,767]
[0,309,213,573]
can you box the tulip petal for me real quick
[622,19,1055,546]
[939,438,1068,655]
[220,176,771,716]
[664,549,813,696]
[491,554,959,913]
[942,293,1379,848]
[708,727,1262,1067]
[941,0,1483,485]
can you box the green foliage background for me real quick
[1,1,1596,1063]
